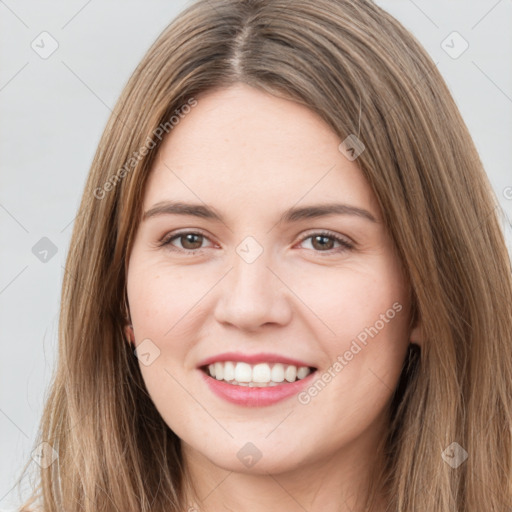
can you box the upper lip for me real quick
[197,352,316,369]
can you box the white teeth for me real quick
[204,361,312,386]
[235,362,252,382]
[285,365,297,382]
[252,363,271,383]
[297,366,310,379]
[223,361,235,381]
[214,362,224,380]
[271,363,285,383]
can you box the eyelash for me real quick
[157,229,354,255]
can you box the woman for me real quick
[16,0,512,510]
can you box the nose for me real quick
[213,246,293,332]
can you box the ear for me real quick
[409,317,423,348]
[124,324,135,346]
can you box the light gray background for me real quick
[1,0,511,507]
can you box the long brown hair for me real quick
[15,0,512,510]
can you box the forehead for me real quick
[143,84,378,219]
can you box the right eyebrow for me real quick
[142,201,223,222]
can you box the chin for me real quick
[187,435,313,476]
[211,451,302,475]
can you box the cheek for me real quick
[127,261,213,341]
[126,262,213,432]
[288,258,409,344]
[291,259,410,406]
[126,262,209,417]
[295,263,410,423]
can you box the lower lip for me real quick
[199,369,316,407]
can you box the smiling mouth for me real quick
[200,361,317,387]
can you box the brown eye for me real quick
[179,233,204,250]
[159,231,212,252]
[298,231,354,253]
[311,234,335,251]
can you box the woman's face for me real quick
[127,83,415,475]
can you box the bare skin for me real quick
[126,83,422,512]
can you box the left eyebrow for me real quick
[142,201,378,224]
[279,203,378,224]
